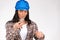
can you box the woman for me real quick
[5,0,45,40]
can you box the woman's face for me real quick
[18,10,27,19]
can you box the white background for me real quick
[0,0,60,40]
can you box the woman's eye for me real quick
[18,10,27,13]
[20,11,22,12]
[24,10,27,13]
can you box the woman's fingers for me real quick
[13,21,26,30]
[14,21,24,29]
[35,31,45,39]
[13,22,22,30]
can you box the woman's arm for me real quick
[33,23,45,40]
[5,21,19,40]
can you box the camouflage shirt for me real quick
[5,21,44,40]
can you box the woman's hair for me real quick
[10,10,31,25]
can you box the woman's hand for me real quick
[13,21,25,30]
[35,31,45,39]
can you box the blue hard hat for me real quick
[15,0,30,10]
